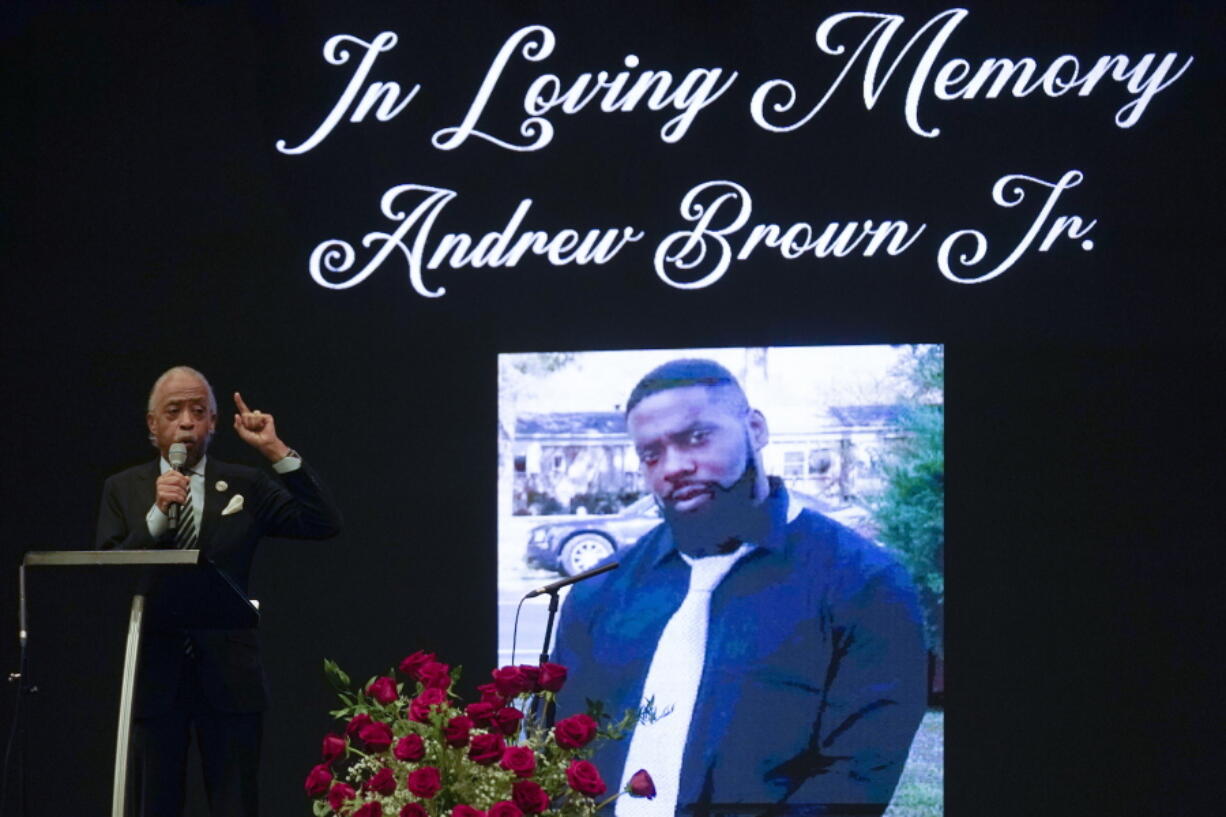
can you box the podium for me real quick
[20,549,259,817]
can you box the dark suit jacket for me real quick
[96,457,342,717]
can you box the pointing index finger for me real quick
[234,391,251,415]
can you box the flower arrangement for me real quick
[305,652,656,817]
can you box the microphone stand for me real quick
[3,563,36,817]
[529,561,619,728]
[537,588,562,668]
[536,589,561,728]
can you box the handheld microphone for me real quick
[525,561,619,599]
[167,442,188,531]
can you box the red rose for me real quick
[511,780,550,814]
[491,666,531,697]
[565,759,606,797]
[327,783,356,812]
[354,803,383,817]
[345,713,372,737]
[499,746,536,778]
[322,733,346,763]
[358,721,394,752]
[393,734,425,762]
[398,650,436,679]
[516,664,541,691]
[537,662,567,693]
[468,732,505,765]
[407,766,442,799]
[488,802,524,817]
[304,763,332,796]
[476,682,506,708]
[409,687,448,722]
[418,661,452,690]
[493,706,525,736]
[553,714,597,749]
[443,715,474,747]
[362,767,397,796]
[627,769,656,799]
[367,676,399,705]
[465,701,496,727]
[452,806,485,817]
[400,804,429,817]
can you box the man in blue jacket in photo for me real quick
[552,359,926,816]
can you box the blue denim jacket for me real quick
[552,482,927,815]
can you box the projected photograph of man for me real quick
[498,345,944,816]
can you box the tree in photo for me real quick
[870,345,944,659]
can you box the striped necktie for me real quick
[175,471,200,658]
[173,473,198,550]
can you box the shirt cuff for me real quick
[272,451,303,474]
[146,504,169,539]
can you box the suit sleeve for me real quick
[772,558,929,807]
[96,474,158,551]
[250,462,343,540]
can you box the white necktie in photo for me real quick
[616,544,752,817]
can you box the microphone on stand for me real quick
[525,561,620,599]
[528,562,621,703]
[167,442,188,532]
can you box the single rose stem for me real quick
[595,792,626,810]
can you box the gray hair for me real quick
[147,365,218,414]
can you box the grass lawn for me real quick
[884,708,944,817]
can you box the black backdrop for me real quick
[3,1,1223,815]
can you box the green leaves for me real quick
[309,655,642,817]
[590,695,664,742]
[868,345,945,656]
[324,658,351,691]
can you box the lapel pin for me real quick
[215,480,228,492]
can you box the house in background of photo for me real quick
[510,402,906,534]
[511,412,642,516]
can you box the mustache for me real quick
[663,460,759,503]
[663,479,740,500]
[664,447,759,501]
[664,480,708,497]
[173,431,212,446]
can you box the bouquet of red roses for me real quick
[305,652,655,817]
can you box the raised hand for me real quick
[233,391,291,462]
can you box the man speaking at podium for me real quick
[96,365,342,817]
[552,359,926,816]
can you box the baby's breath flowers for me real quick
[306,654,655,817]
